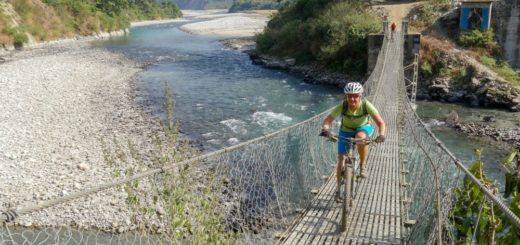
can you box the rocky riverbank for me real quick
[0,41,162,231]
[442,110,520,149]
[454,122,520,149]
[248,51,354,87]
[417,41,520,112]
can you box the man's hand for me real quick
[375,135,385,143]
[319,129,332,138]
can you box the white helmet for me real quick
[344,82,364,94]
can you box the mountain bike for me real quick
[321,133,373,232]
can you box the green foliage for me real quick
[479,55,520,85]
[102,82,236,243]
[419,42,449,80]
[256,0,382,76]
[229,0,287,12]
[456,29,519,85]
[411,0,450,29]
[2,26,28,46]
[2,0,181,46]
[458,29,498,50]
[450,150,520,243]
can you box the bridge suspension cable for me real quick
[1,22,519,245]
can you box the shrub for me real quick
[255,31,275,52]
[256,0,381,76]
[3,26,28,46]
[458,29,497,50]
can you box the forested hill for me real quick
[255,0,382,77]
[0,0,182,47]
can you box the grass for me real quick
[101,82,236,243]
[479,55,520,86]
[410,0,451,31]
[1,0,181,46]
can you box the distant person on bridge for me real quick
[390,22,397,41]
[320,82,386,201]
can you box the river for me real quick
[97,16,519,190]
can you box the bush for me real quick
[256,0,381,76]
[458,29,497,50]
[255,31,275,52]
[3,26,28,46]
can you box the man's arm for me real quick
[322,115,335,130]
[371,113,385,137]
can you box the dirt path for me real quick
[372,1,422,31]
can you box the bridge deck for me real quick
[279,35,404,244]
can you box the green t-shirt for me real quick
[330,100,378,132]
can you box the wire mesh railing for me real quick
[0,26,390,244]
[2,20,519,245]
[397,26,520,244]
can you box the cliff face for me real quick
[493,0,520,69]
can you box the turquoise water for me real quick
[416,100,520,189]
[96,20,518,187]
[98,21,342,151]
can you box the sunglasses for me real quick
[346,94,361,99]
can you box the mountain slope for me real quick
[0,0,182,48]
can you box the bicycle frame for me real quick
[331,135,372,232]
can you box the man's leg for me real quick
[337,154,344,185]
[356,131,369,166]
[356,131,369,178]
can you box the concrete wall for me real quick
[504,7,520,69]
[493,0,520,70]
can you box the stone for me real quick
[446,110,459,126]
[467,94,480,107]
[77,163,89,171]
[470,77,481,90]
[156,205,166,216]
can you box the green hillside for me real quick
[0,0,182,47]
[255,0,382,76]
[228,0,287,12]
[166,0,233,9]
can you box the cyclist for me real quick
[390,22,397,41]
[320,82,386,201]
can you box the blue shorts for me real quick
[338,125,374,155]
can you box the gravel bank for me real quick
[0,42,160,230]
[179,12,268,37]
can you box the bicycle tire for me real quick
[351,157,359,199]
[341,159,351,233]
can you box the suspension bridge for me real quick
[1,25,519,244]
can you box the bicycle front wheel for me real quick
[341,161,352,232]
[351,157,359,200]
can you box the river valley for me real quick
[98,12,520,190]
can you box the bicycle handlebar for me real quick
[333,135,374,144]
[319,133,374,144]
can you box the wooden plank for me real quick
[280,34,406,245]
[285,174,336,245]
